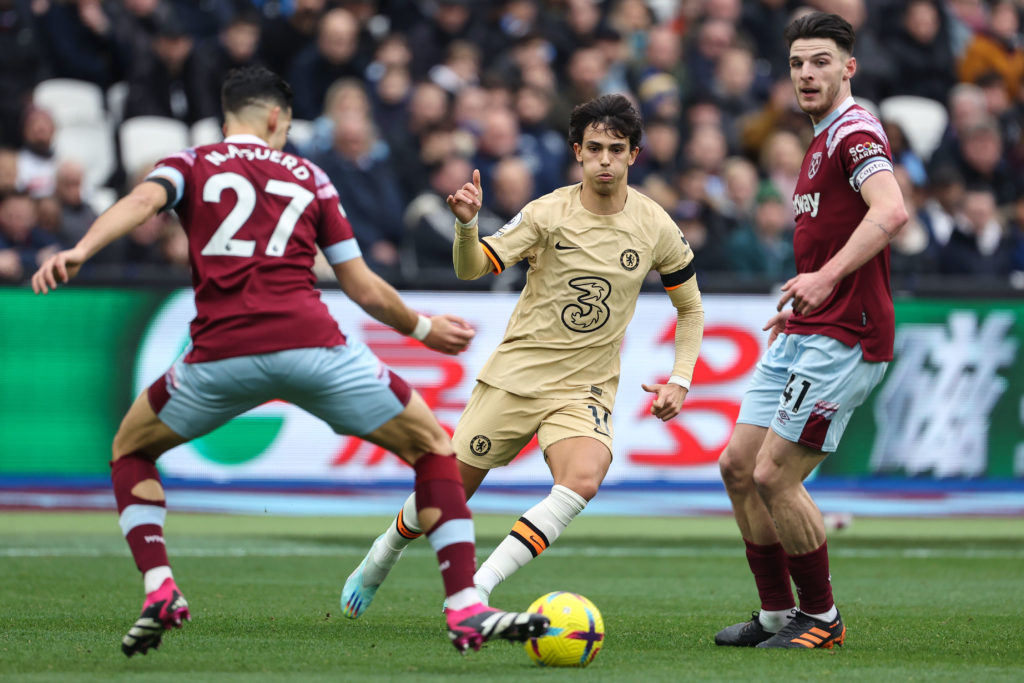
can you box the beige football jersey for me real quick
[476,183,694,404]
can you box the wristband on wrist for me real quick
[667,375,691,390]
[410,314,432,341]
[455,214,478,229]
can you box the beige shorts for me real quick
[452,382,614,470]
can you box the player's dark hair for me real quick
[567,94,643,151]
[221,66,293,116]
[783,12,856,54]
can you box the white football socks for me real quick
[379,493,421,549]
[361,494,422,585]
[446,587,480,612]
[806,605,839,622]
[758,608,797,633]
[143,566,173,594]
[474,485,587,596]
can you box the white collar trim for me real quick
[223,134,268,146]
[813,96,857,137]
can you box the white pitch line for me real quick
[2,545,1023,559]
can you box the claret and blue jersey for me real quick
[148,135,361,363]
[786,97,896,362]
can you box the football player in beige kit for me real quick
[341,94,705,616]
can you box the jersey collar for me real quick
[813,96,856,137]
[223,134,268,146]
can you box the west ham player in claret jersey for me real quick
[32,66,548,658]
[712,13,908,649]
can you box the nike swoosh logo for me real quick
[554,242,581,250]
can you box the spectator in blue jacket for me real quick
[313,109,405,273]
[287,8,368,119]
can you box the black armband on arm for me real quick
[480,239,506,274]
[660,262,696,290]
[146,177,176,213]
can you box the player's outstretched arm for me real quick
[32,181,168,294]
[643,276,704,422]
[332,256,475,355]
[777,170,907,316]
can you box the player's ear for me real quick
[573,142,583,163]
[628,145,641,165]
[843,55,857,81]
[267,105,281,132]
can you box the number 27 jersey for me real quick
[151,134,356,363]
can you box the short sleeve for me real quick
[653,212,696,290]
[840,130,894,192]
[147,149,197,209]
[309,161,360,264]
[479,208,540,274]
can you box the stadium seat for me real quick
[119,116,190,179]
[53,121,116,191]
[191,117,223,146]
[88,186,118,215]
[879,95,949,162]
[287,119,315,153]
[854,97,879,118]
[106,81,129,127]
[191,118,313,151]
[32,79,107,127]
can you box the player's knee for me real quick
[395,399,454,458]
[409,428,455,461]
[752,460,783,503]
[400,436,455,463]
[558,477,600,502]
[719,445,754,491]
[111,430,163,464]
[110,431,133,462]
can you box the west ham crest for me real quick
[808,152,822,179]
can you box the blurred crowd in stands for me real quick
[1,0,1024,292]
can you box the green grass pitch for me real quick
[2,512,1023,681]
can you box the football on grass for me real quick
[524,591,604,667]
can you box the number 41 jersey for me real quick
[151,134,355,363]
